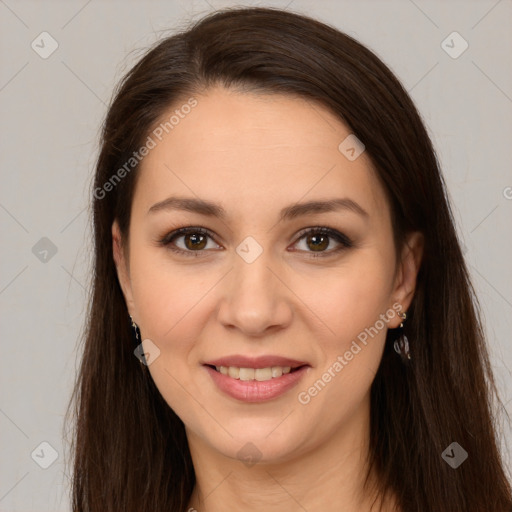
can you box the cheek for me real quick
[128,253,214,419]
[292,249,394,406]
[294,251,394,346]
[129,245,212,344]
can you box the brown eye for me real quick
[305,233,330,252]
[183,232,208,250]
[293,227,353,258]
[160,226,353,259]
[161,227,221,257]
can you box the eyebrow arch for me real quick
[148,196,369,221]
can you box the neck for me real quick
[186,396,396,512]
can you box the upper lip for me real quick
[204,355,309,369]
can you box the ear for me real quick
[112,219,136,318]
[388,231,424,328]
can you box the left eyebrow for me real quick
[147,196,369,221]
[279,198,369,221]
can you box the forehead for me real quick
[133,86,389,224]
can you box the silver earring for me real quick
[393,310,411,362]
[129,315,140,343]
[130,315,149,367]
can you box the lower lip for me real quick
[204,365,310,403]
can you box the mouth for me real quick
[202,357,311,402]
[205,364,307,382]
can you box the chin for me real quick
[205,422,310,465]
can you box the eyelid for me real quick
[159,226,222,256]
[293,226,353,246]
[291,226,353,258]
[159,225,353,258]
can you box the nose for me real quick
[216,246,293,337]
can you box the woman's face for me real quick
[113,86,422,464]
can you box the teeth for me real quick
[228,366,239,379]
[214,365,294,381]
[239,368,255,381]
[271,366,283,378]
[255,368,272,381]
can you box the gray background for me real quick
[1,0,511,510]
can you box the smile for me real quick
[213,365,293,381]
[203,363,310,402]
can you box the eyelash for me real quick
[159,226,354,259]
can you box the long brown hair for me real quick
[65,7,512,511]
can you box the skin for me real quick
[113,85,424,512]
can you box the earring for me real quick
[129,315,141,344]
[393,310,411,362]
[130,315,150,367]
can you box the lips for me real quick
[203,355,308,369]
[202,354,311,402]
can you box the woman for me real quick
[66,6,512,512]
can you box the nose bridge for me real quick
[235,246,273,293]
[233,236,279,307]
[217,235,292,334]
